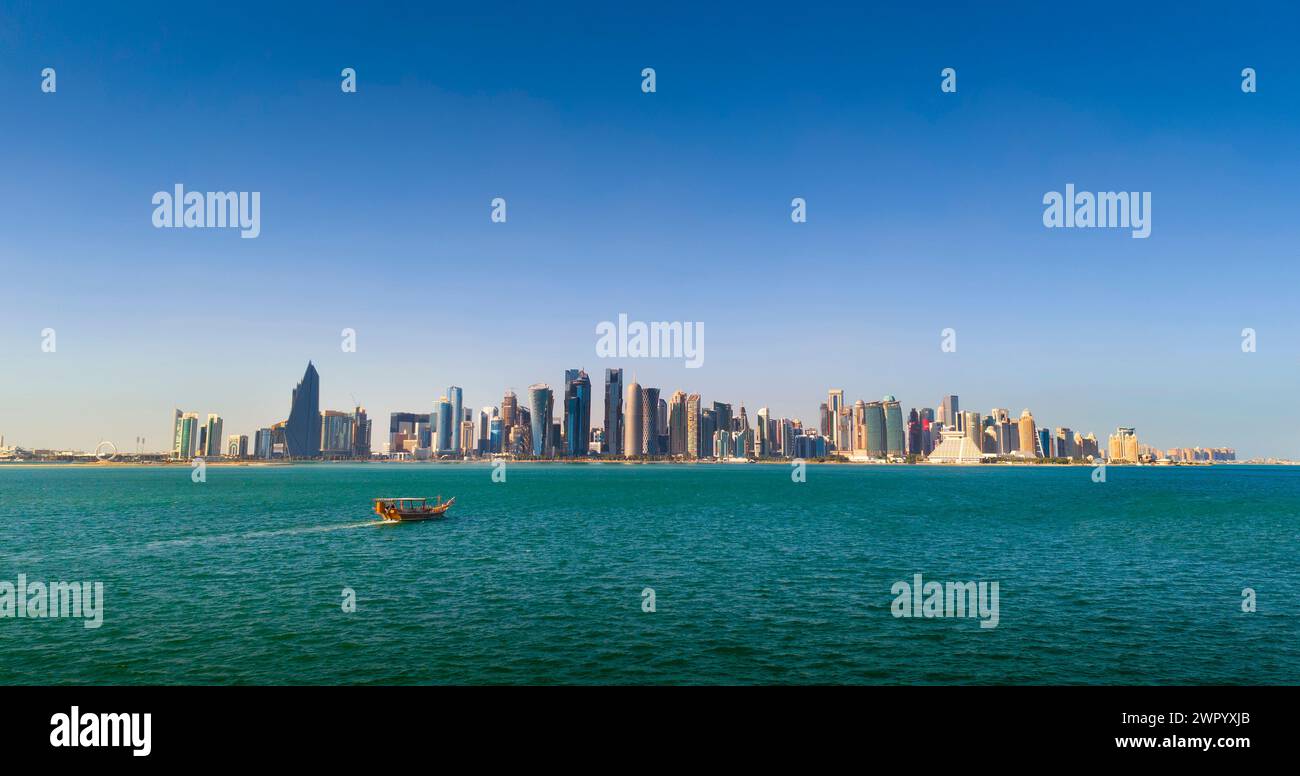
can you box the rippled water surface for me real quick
[1,463,1296,684]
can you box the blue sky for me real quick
[1,1,1297,457]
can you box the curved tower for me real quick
[528,384,553,457]
[285,361,321,458]
[623,377,643,458]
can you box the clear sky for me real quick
[1,2,1298,457]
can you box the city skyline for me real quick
[0,353,1246,459]
[2,3,1298,456]
[0,359,1231,462]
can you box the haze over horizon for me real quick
[2,2,1297,457]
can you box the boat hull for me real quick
[382,509,449,523]
[376,497,455,522]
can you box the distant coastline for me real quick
[0,458,1283,469]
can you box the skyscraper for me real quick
[352,406,371,458]
[285,362,321,458]
[460,420,476,456]
[254,427,273,459]
[478,406,495,453]
[447,386,463,452]
[962,411,982,451]
[852,400,867,452]
[226,434,248,458]
[321,410,355,457]
[941,395,960,432]
[204,414,224,457]
[1055,427,1075,459]
[906,408,922,455]
[172,410,199,459]
[668,390,688,456]
[501,391,518,430]
[865,401,886,457]
[712,401,732,440]
[755,407,771,457]
[387,411,429,455]
[623,377,643,458]
[989,408,1014,454]
[528,384,553,457]
[564,369,591,456]
[700,407,716,458]
[436,395,453,453]
[641,387,660,456]
[685,393,701,459]
[604,368,623,457]
[1018,409,1039,457]
[883,396,905,457]
[827,389,845,450]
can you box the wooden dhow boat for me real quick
[373,496,456,522]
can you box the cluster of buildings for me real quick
[172,363,373,461]
[163,363,1235,466]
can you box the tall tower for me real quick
[447,386,463,452]
[528,384,553,457]
[641,387,660,455]
[604,368,623,457]
[849,400,865,452]
[1018,409,1039,457]
[685,393,701,459]
[204,414,224,457]
[285,362,321,458]
[865,401,886,457]
[962,411,982,451]
[436,396,453,453]
[827,389,845,450]
[623,377,643,458]
[172,410,200,459]
[564,369,591,456]
[883,396,905,457]
[501,391,518,428]
[353,407,372,458]
[941,395,960,431]
[668,390,688,456]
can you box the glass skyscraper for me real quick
[321,410,354,457]
[604,368,622,457]
[941,394,960,431]
[865,401,886,457]
[436,396,453,453]
[172,410,199,459]
[641,387,660,455]
[489,417,502,453]
[285,361,321,458]
[883,396,905,457]
[564,369,591,456]
[668,391,688,456]
[447,386,463,452]
[700,408,715,458]
[254,427,273,459]
[528,384,553,457]
[712,401,732,437]
[204,414,223,457]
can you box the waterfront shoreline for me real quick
[0,458,1259,469]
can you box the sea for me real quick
[0,463,1296,684]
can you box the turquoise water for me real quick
[0,463,1296,684]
